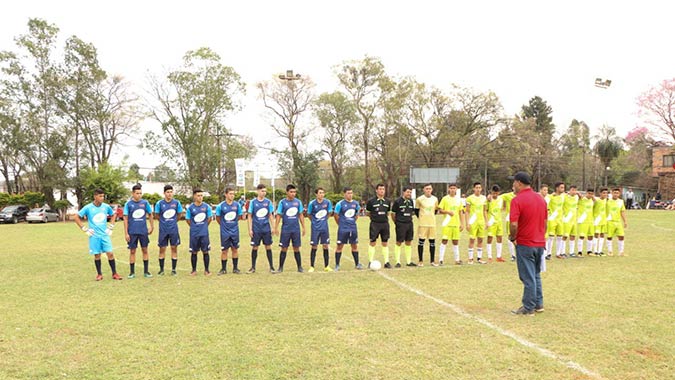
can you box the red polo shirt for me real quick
[510,187,547,247]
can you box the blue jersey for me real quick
[186,203,212,237]
[248,197,274,233]
[78,202,114,238]
[216,200,242,236]
[307,199,332,232]
[335,200,360,231]
[123,199,153,235]
[276,198,304,232]
[154,199,183,235]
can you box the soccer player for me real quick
[606,188,628,256]
[415,183,439,266]
[248,184,276,273]
[465,182,488,264]
[334,187,362,270]
[154,184,183,276]
[216,188,243,275]
[593,188,609,256]
[274,184,306,273]
[307,187,333,272]
[539,184,550,203]
[500,189,517,261]
[562,185,580,258]
[576,189,596,256]
[390,186,416,267]
[124,184,154,279]
[185,188,213,275]
[366,183,392,268]
[74,188,122,281]
[547,182,566,259]
[486,185,505,262]
[438,183,465,265]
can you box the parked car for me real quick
[0,205,29,224]
[27,207,59,223]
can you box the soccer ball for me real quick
[369,260,382,271]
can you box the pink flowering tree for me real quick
[637,79,675,143]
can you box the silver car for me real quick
[27,207,59,223]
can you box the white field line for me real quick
[651,223,674,232]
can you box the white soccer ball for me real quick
[370,260,382,271]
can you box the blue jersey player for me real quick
[74,188,122,281]
[154,184,183,276]
[247,184,276,273]
[274,184,306,273]
[185,189,213,276]
[123,184,155,278]
[216,188,243,275]
[307,187,333,272]
[334,187,362,270]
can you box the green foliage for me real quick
[174,194,190,206]
[292,150,321,205]
[324,192,344,206]
[521,96,555,138]
[80,163,127,205]
[203,194,221,206]
[53,199,71,211]
[0,192,46,208]
[142,193,162,206]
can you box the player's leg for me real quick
[394,223,403,267]
[335,242,344,271]
[417,226,427,266]
[468,235,476,264]
[496,235,504,262]
[128,234,138,279]
[140,235,151,277]
[486,235,494,260]
[322,241,331,272]
[264,231,275,272]
[439,226,450,265]
[310,228,319,271]
[158,234,167,275]
[368,222,377,265]
[429,226,437,266]
[351,239,362,269]
[93,252,103,280]
[219,234,229,275]
[202,236,212,275]
[606,224,615,256]
[231,245,240,273]
[105,250,121,280]
[189,236,198,276]
[618,232,626,256]
[292,231,303,272]
[476,233,486,264]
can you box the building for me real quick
[651,145,675,200]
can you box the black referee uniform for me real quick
[391,196,414,243]
[366,197,391,242]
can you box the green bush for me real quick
[142,193,162,206]
[324,192,344,205]
[0,192,47,209]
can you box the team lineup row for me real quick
[74,181,628,281]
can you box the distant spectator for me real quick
[625,188,634,209]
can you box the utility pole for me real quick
[278,69,302,184]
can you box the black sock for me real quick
[429,239,436,263]
[108,259,116,274]
[130,262,135,274]
[94,259,102,275]
[266,249,274,269]
[143,259,149,274]
[352,251,359,266]
[336,252,342,266]
[294,251,302,268]
[279,251,287,269]
[233,257,238,270]
[221,259,227,271]
[251,250,258,269]
[191,254,197,271]
[171,258,177,271]
[310,248,317,267]
[203,253,210,272]
[159,258,165,271]
[418,239,425,262]
[323,249,329,267]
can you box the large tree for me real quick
[637,78,675,143]
[521,96,555,143]
[594,125,624,186]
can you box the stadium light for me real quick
[594,78,612,89]
[279,69,302,81]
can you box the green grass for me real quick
[1,210,673,379]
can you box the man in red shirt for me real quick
[508,172,547,315]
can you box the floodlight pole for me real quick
[277,69,302,184]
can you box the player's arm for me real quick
[123,203,131,242]
[215,204,222,226]
[185,207,191,227]
[460,208,466,231]
[333,202,341,225]
[147,203,154,235]
[483,205,489,225]
[465,203,472,227]
[355,204,360,222]
[299,212,306,236]
[206,207,213,226]
[621,209,627,228]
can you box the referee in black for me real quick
[366,183,392,268]
[391,186,417,268]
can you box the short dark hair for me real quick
[448,183,457,188]
[569,185,577,190]
[423,183,432,188]
[256,184,266,190]
[491,185,500,192]
[343,187,352,193]
[612,187,621,192]
[163,185,173,193]
[94,188,105,195]
[376,183,385,190]
[286,184,296,191]
[315,187,325,194]
[554,182,564,188]
[600,187,609,192]
[473,182,481,187]
[224,187,234,194]
[132,184,142,192]
[402,186,412,192]
[540,184,549,189]
[586,188,594,193]
[193,188,203,195]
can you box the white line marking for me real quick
[377,271,604,379]
[651,223,674,231]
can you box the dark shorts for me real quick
[337,229,358,245]
[310,229,330,246]
[279,230,301,248]
[128,234,150,249]
[395,221,414,243]
[220,233,240,250]
[158,233,180,247]
[189,235,210,253]
[251,230,273,247]
[369,221,390,242]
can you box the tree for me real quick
[292,150,321,206]
[128,163,142,182]
[594,125,623,186]
[146,47,249,192]
[560,119,591,189]
[521,96,555,143]
[80,163,127,205]
[637,78,675,143]
[151,163,178,183]
[0,96,27,194]
[313,91,358,193]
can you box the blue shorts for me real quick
[128,234,150,249]
[220,233,240,250]
[336,229,358,245]
[158,233,181,247]
[189,235,211,253]
[310,229,330,246]
[89,235,113,255]
[251,230,273,247]
[279,230,301,248]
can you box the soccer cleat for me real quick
[619,252,626,257]
[511,306,535,316]
[217,269,227,276]
[510,255,516,262]
[247,268,256,274]
[297,267,304,273]
[269,267,276,273]
[275,267,283,274]
[535,305,545,313]
[324,266,333,272]
[406,262,417,267]
[488,258,493,263]
[158,270,165,276]
[127,273,136,279]
[395,263,401,268]
[561,253,568,258]
[334,265,340,272]
[384,262,392,269]
[476,258,487,265]
[144,272,153,278]
[190,271,197,276]
[556,255,564,259]
[308,266,315,273]
[578,251,583,256]
[112,273,123,280]
[545,255,551,260]
[607,252,613,257]
[171,270,177,276]
[204,271,212,276]
[455,260,463,265]
[468,259,474,265]
[496,257,506,262]
[417,262,424,267]
[355,263,364,270]
[431,262,439,267]
[439,261,444,266]
[95,274,103,281]
[233,268,241,274]
[586,251,593,256]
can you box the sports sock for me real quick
[251,250,258,269]
[453,245,460,262]
[597,238,605,253]
[266,249,274,269]
[618,239,625,253]
[94,259,102,275]
[335,251,342,266]
[352,251,360,266]
[171,258,177,271]
[496,243,502,258]
[233,257,239,270]
[294,252,301,268]
[310,248,317,267]
[323,248,329,267]
[108,259,116,274]
[418,239,425,262]
[468,247,474,260]
[546,236,553,254]
[439,243,447,263]
[569,240,576,255]
[607,239,613,254]
[130,262,135,274]
[221,259,227,271]
[383,246,389,263]
[143,259,149,274]
[556,237,563,256]
[429,239,435,263]
[279,251,287,269]
[487,244,493,259]
[404,245,412,264]
[395,245,401,264]
[190,253,197,271]
[477,248,483,259]
[508,240,515,256]
[368,246,375,263]
[587,239,594,253]
[159,258,165,271]
[578,239,584,253]
[203,253,210,272]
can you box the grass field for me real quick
[1,210,673,380]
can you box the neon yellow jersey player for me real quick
[606,188,627,256]
[576,189,596,256]
[592,188,609,256]
[500,190,516,260]
[486,185,505,262]
[438,184,465,265]
[547,182,566,258]
[415,183,439,266]
[562,185,580,257]
[465,182,488,264]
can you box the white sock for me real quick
[487,244,492,259]
[597,238,605,253]
[477,248,483,259]
[508,240,515,256]
[496,243,502,258]
[546,237,553,254]
[618,240,625,254]
[587,239,594,252]
[453,245,460,262]
[439,244,447,262]
[607,239,613,253]
[556,237,564,256]
[468,248,474,260]
[592,238,598,253]
[569,240,576,255]
[577,239,584,253]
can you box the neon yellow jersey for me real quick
[577,197,595,224]
[500,192,515,222]
[438,195,464,227]
[415,195,438,227]
[487,196,503,226]
[465,194,487,225]
[606,198,625,223]
[547,194,565,221]
[543,194,552,205]
[562,194,579,223]
[593,198,608,226]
